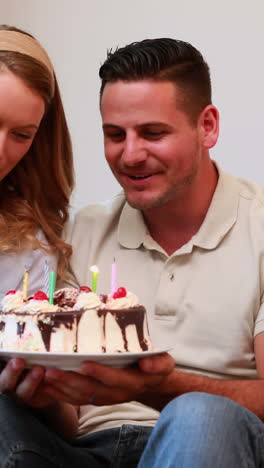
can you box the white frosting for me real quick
[20,299,58,314]
[106,291,139,309]
[1,291,24,312]
[74,292,102,310]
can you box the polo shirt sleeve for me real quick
[251,194,264,338]
[254,299,264,337]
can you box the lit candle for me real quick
[23,267,29,300]
[49,271,56,304]
[90,265,99,293]
[111,258,117,296]
[44,260,49,295]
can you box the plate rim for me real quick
[0,346,171,359]
[0,347,172,369]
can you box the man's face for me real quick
[101,80,208,211]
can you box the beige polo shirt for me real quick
[66,166,264,435]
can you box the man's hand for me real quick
[44,352,175,407]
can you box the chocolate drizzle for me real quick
[17,321,26,338]
[37,310,82,352]
[99,306,149,352]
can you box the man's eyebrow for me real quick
[141,122,166,126]
[102,124,121,129]
[102,122,167,129]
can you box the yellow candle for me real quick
[90,265,99,293]
[23,268,29,300]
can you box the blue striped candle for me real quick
[44,261,49,295]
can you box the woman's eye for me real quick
[14,132,32,140]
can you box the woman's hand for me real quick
[0,358,57,408]
[0,358,79,439]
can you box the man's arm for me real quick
[139,367,264,418]
[35,402,79,440]
[139,333,264,418]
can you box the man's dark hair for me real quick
[99,38,212,123]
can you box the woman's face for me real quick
[0,68,45,181]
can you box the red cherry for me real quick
[79,286,92,293]
[6,290,16,295]
[33,291,48,301]
[113,287,127,299]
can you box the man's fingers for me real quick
[43,355,176,407]
[139,353,175,374]
[45,367,139,404]
[81,359,171,393]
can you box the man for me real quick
[61,38,264,465]
[1,38,264,467]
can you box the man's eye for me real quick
[106,132,125,141]
[144,131,165,138]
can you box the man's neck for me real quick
[143,161,218,255]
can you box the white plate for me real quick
[0,348,171,370]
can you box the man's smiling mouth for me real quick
[129,174,152,180]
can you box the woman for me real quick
[0,25,79,445]
[0,24,74,296]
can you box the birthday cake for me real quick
[0,287,152,353]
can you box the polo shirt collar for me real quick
[192,166,239,250]
[118,203,146,248]
[118,165,240,251]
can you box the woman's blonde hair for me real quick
[0,25,74,278]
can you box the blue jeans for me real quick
[1,392,264,467]
[0,394,151,467]
[139,392,264,467]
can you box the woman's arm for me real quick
[0,358,79,440]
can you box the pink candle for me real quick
[111,258,117,296]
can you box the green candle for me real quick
[49,271,56,304]
[90,265,99,293]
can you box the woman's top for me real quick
[0,231,57,299]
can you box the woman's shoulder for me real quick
[0,232,58,297]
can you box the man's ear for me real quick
[198,105,219,149]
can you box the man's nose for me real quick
[121,136,147,166]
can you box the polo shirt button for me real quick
[169,273,174,281]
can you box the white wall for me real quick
[1,0,264,212]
